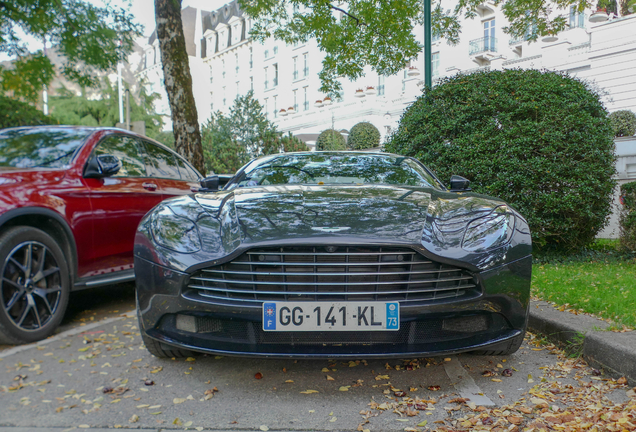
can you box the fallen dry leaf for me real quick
[254,372,263,379]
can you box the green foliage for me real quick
[316,129,346,151]
[0,95,58,129]
[48,81,163,137]
[348,122,381,150]
[608,110,636,137]
[202,91,308,174]
[0,0,141,101]
[0,54,56,103]
[243,0,588,92]
[386,69,616,252]
[597,0,618,14]
[619,182,636,251]
[279,132,310,153]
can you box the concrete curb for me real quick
[528,300,636,384]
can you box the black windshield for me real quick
[0,128,92,168]
[231,153,444,190]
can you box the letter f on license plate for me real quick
[262,301,400,332]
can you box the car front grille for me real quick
[185,246,480,304]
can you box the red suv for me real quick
[0,126,202,344]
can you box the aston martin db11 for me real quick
[134,152,531,358]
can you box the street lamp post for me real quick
[423,0,432,88]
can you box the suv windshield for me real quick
[232,153,444,190]
[0,128,92,168]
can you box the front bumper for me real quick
[135,254,531,358]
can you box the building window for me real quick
[264,98,269,118]
[432,52,440,78]
[232,23,240,44]
[273,46,278,55]
[293,56,298,80]
[402,69,407,92]
[264,49,269,59]
[483,19,496,51]
[303,87,308,111]
[235,53,239,75]
[569,6,585,29]
[250,76,253,91]
[273,96,277,118]
[378,75,385,96]
[223,86,226,106]
[264,67,268,90]
[236,81,240,97]
[222,59,226,79]
[303,53,308,77]
[210,93,213,112]
[249,47,253,69]
[293,89,298,112]
[273,63,278,87]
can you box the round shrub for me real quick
[316,129,346,151]
[619,182,636,251]
[608,110,636,137]
[0,95,57,129]
[348,121,381,150]
[386,69,616,252]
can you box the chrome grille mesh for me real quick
[186,246,479,303]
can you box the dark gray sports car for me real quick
[134,152,531,359]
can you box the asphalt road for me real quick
[0,286,633,431]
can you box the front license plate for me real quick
[262,301,399,332]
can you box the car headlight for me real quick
[151,207,201,253]
[462,205,515,252]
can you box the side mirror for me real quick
[84,154,122,178]
[449,175,471,192]
[199,175,219,192]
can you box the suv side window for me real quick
[94,135,147,177]
[142,141,182,179]
[176,157,201,181]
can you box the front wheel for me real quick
[0,226,70,344]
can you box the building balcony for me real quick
[470,37,498,65]
[470,37,497,55]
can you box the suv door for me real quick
[140,140,201,199]
[82,134,164,279]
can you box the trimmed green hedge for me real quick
[0,95,57,129]
[609,110,636,137]
[348,121,380,150]
[386,69,616,252]
[619,182,636,251]
[316,129,346,150]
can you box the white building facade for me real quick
[138,2,636,148]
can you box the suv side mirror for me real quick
[84,154,122,178]
[199,175,219,192]
[449,175,471,192]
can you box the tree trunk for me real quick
[154,0,205,175]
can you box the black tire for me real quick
[473,331,526,356]
[0,226,70,345]
[140,332,196,359]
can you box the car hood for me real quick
[136,183,531,272]
[196,184,434,244]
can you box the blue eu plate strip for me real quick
[263,303,277,330]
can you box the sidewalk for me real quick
[528,300,636,384]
